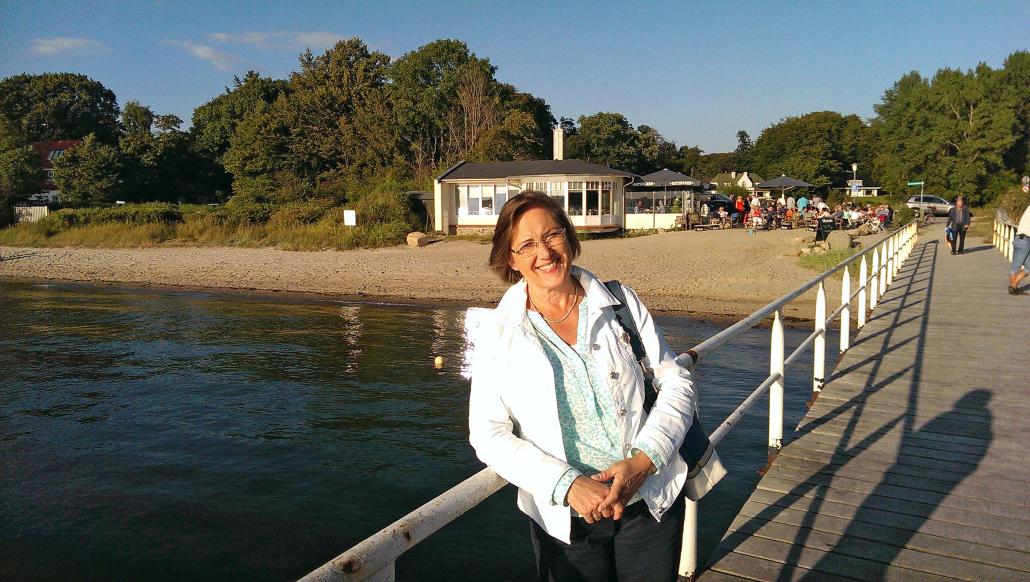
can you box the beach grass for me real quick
[0,198,417,251]
[797,248,858,274]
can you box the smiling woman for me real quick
[470,191,697,580]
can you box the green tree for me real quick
[873,61,1019,204]
[52,133,121,207]
[388,39,489,174]
[734,129,754,169]
[751,111,870,194]
[0,115,41,207]
[474,110,545,161]
[636,125,678,173]
[0,73,119,143]
[565,112,640,171]
[997,51,1029,177]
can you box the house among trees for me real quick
[434,130,636,234]
[30,140,79,203]
[709,171,771,197]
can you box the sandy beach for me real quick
[0,228,866,321]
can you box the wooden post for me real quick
[813,284,826,395]
[769,309,784,465]
[840,265,851,353]
[858,256,867,329]
[870,249,879,311]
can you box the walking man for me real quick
[948,197,971,254]
[1008,202,1030,295]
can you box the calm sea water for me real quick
[0,280,834,581]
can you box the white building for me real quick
[434,130,637,234]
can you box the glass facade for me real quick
[455,180,616,218]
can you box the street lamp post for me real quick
[851,162,858,183]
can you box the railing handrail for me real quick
[680,221,915,367]
[301,220,920,582]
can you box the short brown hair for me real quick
[489,191,581,284]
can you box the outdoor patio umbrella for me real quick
[630,169,704,225]
[755,174,814,202]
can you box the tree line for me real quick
[0,39,1026,222]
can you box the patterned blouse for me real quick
[527,295,665,511]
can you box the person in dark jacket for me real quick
[948,197,972,254]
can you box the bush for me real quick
[213,201,274,228]
[996,187,1030,223]
[892,204,915,225]
[95,202,183,225]
[268,198,337,228]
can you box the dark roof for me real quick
[755,174,813,189]
[437,159,636,181]
[631,168,702,188]
[32,140,80,170]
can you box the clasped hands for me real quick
[565,452,655,524]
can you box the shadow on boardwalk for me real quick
[703,240,996,580]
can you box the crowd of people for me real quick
[703,193,894,235]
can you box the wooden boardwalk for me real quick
[699,227,1030,581]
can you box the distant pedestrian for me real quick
[947,197,971,254]
[797,195,809,213]
[1008,202,1030,295]
[787,196,796,210]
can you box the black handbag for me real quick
[604,281,727,501]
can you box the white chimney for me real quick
[731,171,737,179]
[552,128,564,161]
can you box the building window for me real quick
[601,182,612,215]
[44,169,55,180]
[468,184,481,215]
[567,181,583,216]
[495,186,508,211]
[47,150,64,161]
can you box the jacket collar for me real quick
[494,266,622,329]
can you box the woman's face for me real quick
[508,206,573,293]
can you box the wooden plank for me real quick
[731,501,1030,572]
[744,486,1030,547]
[761,462,1027,508]
[710,533,962,582]
[726,512,1028,580]
[755,474,1030,530]
[703,236,1030,580]
[700,551,851,582]
[769,454,1030,495]
[776,442,1030,487]
[787,430,991,466]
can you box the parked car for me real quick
[905,195,954,217]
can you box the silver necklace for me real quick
[529,292,579,324]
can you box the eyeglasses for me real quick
[511,228,567,256]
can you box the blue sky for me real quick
[1,0,1027,153]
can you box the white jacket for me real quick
[467,267,696,543]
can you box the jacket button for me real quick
[622,333,631,343]
[591,343,600,350]
[610,372,619,380]
[618,407,627,416]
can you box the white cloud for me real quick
[163,40,242,71]
[31,37,108,56]
[207,31,342,51]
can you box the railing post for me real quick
[885,236,894,287]
[840,265,851,353]
[878,241,887,299]
[994,220,999,250]
[1007,224,1014,261]
[869,249,879,311]
[769,309,784,465]
[679,499,698,580]
[813,284,826,396]
[857,256,867,329]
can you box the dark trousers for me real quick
[951,228,967,253]
[529,497,685,582]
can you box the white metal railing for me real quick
[993,211,1018,260]
[300,221,920,582]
